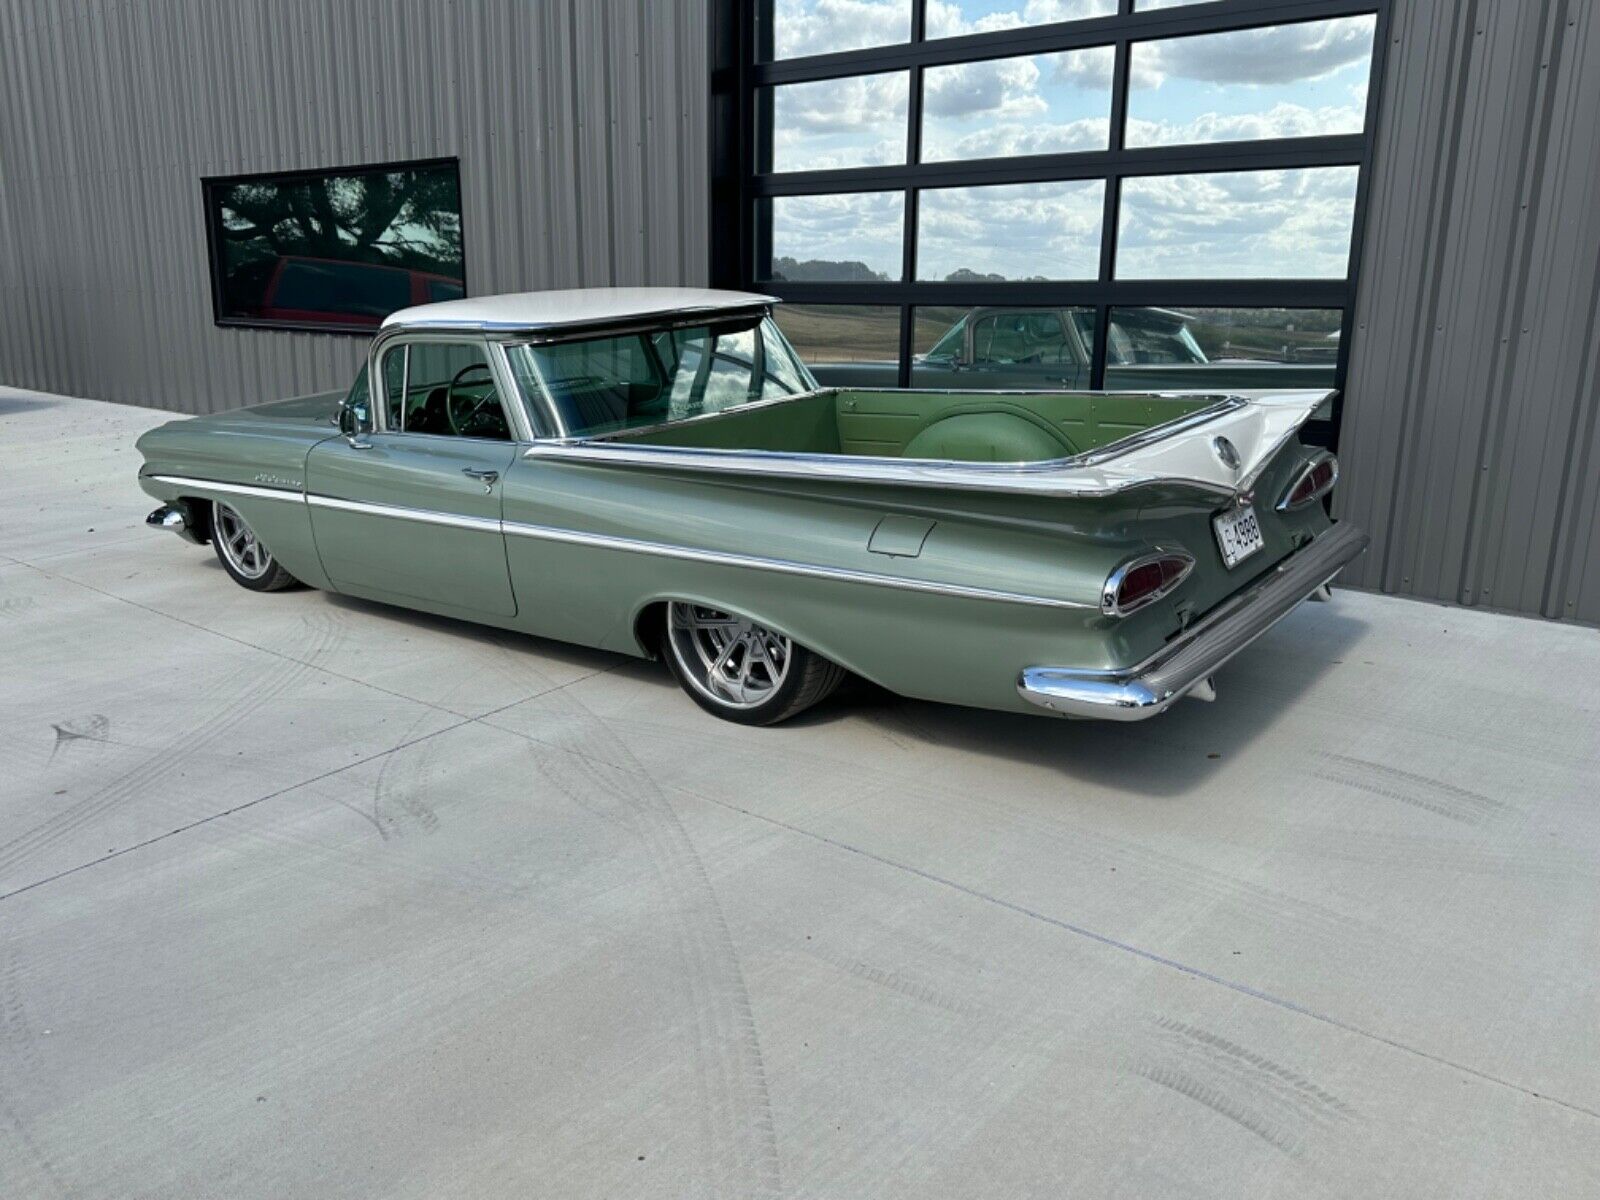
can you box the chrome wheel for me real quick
[667,602,792,710]
[214,504,273,581]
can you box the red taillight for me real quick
[1102,550,1195,617]
[1279,454,1339,511]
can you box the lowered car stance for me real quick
[137,287,1367,725]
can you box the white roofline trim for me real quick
[381,287,779,333]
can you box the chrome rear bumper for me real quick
[1018,521,1369,721]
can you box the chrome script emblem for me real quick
[254,473,301,488]
[1211,435,1241,471]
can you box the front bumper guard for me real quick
[1018,521,1369,721]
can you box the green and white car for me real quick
[138,288,1366,725]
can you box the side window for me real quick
[972,315,998,364]
[380,346,407,428]
[399,340,511,440]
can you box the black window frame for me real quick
[709,0,1394,449]
[200,155,468,337]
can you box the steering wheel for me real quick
[445,363,502,438]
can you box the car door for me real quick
[306,336,520,617]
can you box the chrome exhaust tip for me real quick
[146,503,206,545]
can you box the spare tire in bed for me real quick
[900,412,1074,463]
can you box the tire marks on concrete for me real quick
[1315,753,1510,826]
[524,704,783,1200]
[1134,1017,1359,1159]
[366,706,444,841]
[1293,826,1598,883]
[0,594,39,617]
[0,947,71,1198]
[48,714,112,760]
[0,614,338,884]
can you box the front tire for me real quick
[211,502,300,592]
[663,602,845,726]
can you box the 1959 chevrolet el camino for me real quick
[137,287,1368,725]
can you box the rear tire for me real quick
[663,602,845,726]
[211,502,300,592]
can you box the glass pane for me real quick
[761,73,909,172]
[917,180,1103,281]
[774,304,901,386]
[1104,307,1341,390]
[1116,167,1357,279]
[922,46,1113,162]
[506,317,812,437]
[380,347,406,426]
[392,341,511,440]
[1127,16,1375,148]
[926,0,1117,38]
[762,0,911,60]
[912,305,1096,390]
[762,192,905,282]
[208,160,463,331]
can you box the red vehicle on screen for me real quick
[225,254,464,328]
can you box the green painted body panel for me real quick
[305,435,519,616]
[136,381,1331,716]
[134,390,344,589]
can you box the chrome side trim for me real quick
[1018,521,1370,720]
[502,519,1094,609]
[305,493,501,534]
[520,396,1254,499]
[145,475,1089,608]
[146,474,303,502]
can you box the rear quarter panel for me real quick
[498,449,1328,714]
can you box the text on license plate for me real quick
[1213,503,1264,569]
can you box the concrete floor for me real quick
[1,387,1597,1199]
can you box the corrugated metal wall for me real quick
[0,0,709,413]
[1339,0,1600,623]
[4,0,1598,624]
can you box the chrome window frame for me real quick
[365,327,536,443]
[488,306,818,442]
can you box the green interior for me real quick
[606,389,1215,462]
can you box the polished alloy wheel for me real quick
[667,602,792,710]
[214,503,273,580]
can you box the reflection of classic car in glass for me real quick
[138,288,1364,727]
[222,254,465,329]
[811,306,1338,391]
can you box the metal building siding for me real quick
[1339,0,1600,623]
[0,0,709,415]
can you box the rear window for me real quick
[506,316,814,437]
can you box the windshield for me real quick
[506,315,816,437]
[1105,315,1208,366]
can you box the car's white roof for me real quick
[382,287,778,332]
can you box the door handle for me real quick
[462,468,500,491]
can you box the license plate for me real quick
[1213,503,1264,569]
